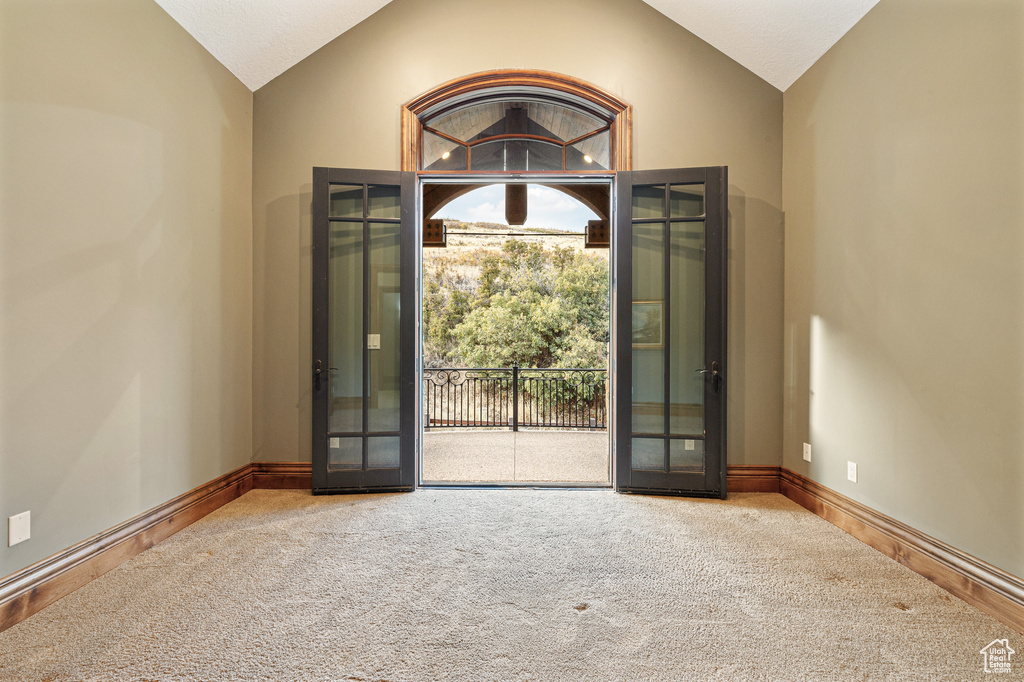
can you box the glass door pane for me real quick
[631,223,665,436]
[669,220,705,437]
[368,222,401,434]
[328,222,363,434]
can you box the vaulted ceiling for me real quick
[154,0,880,92]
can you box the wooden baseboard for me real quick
[0,461,313,633]
[4,461,1021,637]
[251,461,312,489]
[0,464,253,633]
[727,465,781,492]
[780,468,1024,634]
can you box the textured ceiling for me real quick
[644,0,880,91]
[155,0,880,92]
[153,0,392,91]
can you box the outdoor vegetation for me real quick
[422,222,609,370]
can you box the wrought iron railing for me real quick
[424,365,607,430]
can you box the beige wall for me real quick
[783,0,1023,576]
[6,0,1013,597]
[0,0,253,576]
[252,0,784,468]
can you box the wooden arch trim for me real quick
[401,70,633,172]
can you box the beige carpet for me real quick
[422,430,610,483]
[0,490,1013,680]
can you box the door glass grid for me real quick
[630,182,707,474]
[327,182,403,472]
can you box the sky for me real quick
[435,184,599,233]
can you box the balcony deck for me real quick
[422,430,609,484]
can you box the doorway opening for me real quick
[419,181,612,487]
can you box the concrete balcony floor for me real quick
[422,429,610,484]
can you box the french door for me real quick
[311,168,417,493]
[614,167,728,497]
[312,166,725,497]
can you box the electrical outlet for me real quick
[8,511,30,547]
[847,461,858,483]
[803,443,812,462]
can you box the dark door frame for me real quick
[614,167,728,498]
[311,167,417,494]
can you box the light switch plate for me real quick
[803,443,812,462]
[685,439,695,451]
[367,334,381,350]
[8,511,30,547]
[329,437,340,448]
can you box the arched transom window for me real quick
[402,71,632,173]
[422,99,611,172]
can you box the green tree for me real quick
[423,235,609,370]
[421,256,473,366]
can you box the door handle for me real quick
[695,361,722,391]
[313,361,339,391]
